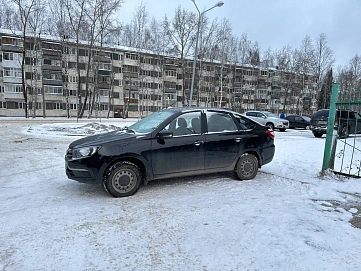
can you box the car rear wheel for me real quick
[234,153,258,180]
[103,161,141,197]
[279,128,286,132]
[313,132,323,138]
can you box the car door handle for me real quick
[235,137,241,143]
[194,141,204,146]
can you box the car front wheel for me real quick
[234,153,258,180]
[103,161,141,197]
[313,132,323,138]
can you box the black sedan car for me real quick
[285,115,311,129]
[65,107,275,197]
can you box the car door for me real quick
[150,111,205,177]
[204,111,245,169]
[294,116,304,128]
[245,111,266,125]
[287,116,295,127]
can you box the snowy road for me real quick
[1,119,361,271]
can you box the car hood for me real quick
[68,130,144,148]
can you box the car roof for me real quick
[164,107,235,114]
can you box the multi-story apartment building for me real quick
[0,30,319,118]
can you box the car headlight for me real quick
[72,146,100,160]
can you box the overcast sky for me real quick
[119,0,360,68]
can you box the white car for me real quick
[243,111,289,131]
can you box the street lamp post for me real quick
[189,0,224,107]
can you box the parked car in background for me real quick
[310,109,361,138]
[286,115,311,129]
[243,111,289,131]
[65,107,276,197]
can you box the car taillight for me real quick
[266,129,275,139]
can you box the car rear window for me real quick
[313,110,329,118]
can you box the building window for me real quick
[4,68,22,78]
[99,90,108,96]
[70,103,77,110]
[53,103,63,110]
[44,85,63,94]
[4,84,23,93]
[3,52,22,61]
[165,70,177,77]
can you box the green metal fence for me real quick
[322,83,361,178]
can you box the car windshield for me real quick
[127,110,174,133]
[263,112,278,118]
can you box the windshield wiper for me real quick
[122,126,135,133]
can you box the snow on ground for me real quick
[1,118,361,271]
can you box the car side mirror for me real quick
[157,130,173,139]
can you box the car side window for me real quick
[256,112,264,118]
[247,112,256,117]
[207,112,238,133]
[235,115,256,130]
[163,111,202,136]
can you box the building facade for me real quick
[0,31,319,118]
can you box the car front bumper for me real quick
[65,158,101,184]
[310,126,327,134]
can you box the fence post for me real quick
[322,83,339,171]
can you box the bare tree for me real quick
[312,33,334,107]
[349,54,361,96]
[163,6,197,105]
[65,0,87,119]
[297,35,314,114]
[274,45,301,113]
[8,0,47,118]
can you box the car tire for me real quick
[305,125,310,130]
[234,153,258,180]
[103,161,142,197]
[266,123,274,130]
[279,128,286,132]
[313,132,323,138]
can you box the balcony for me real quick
[97,82,110,89]
[123,71,138,78]
[4,92,23,99]
[124,85,139,91]
[43,79,62,85]
[164,88,177,94]
[124,98,138,104]
[1,44,22,52]
[93,55,111,63]
[43,64,62,71]
[42,49,61,57]
[44,94,63,101]
[98,69,111,76]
